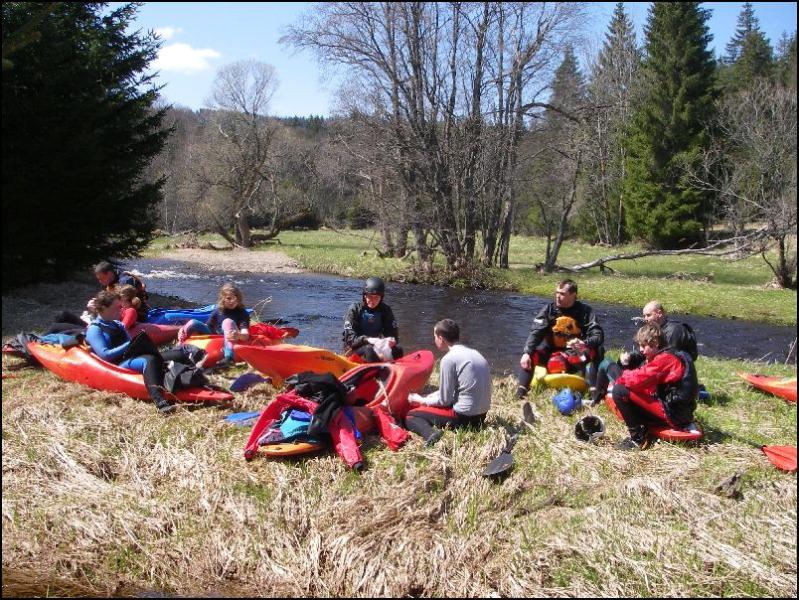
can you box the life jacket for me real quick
[658,350,698,427]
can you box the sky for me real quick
[120,2,798,118]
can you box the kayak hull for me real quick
[145,304,253,326]
[186,328,297,368]
[235,343,358,386]
[340,350,436,419]
[737,372,797,403]
[532,365,589,393]
[262,441,324,457]
[27,342,232,403]
[605,393,703,442]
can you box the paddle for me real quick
[761,445,797,472]
[230,372,271,392]
[482,432,519,479]
[224,411,262,425]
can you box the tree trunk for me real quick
[236,211,252,248]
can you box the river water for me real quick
[128,258,797,369]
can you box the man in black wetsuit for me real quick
[516,279,604,398]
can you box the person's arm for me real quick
[86,323,130,363]
[236,307,250,341]
[343,303,368,349]
[436,354,458,408]
[522,305,551,356]
[120,307,137,330]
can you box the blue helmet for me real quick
[552,388,582,416]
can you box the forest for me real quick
[2,2,796,288]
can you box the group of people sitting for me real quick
[46,262,701,452]
[341,275,701,452]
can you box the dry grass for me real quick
[2,357,796,597]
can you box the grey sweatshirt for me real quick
[418,344,492,416]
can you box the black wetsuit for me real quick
[342,300,402,362]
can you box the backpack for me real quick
[659,350,698,427]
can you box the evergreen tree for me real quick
[2,3,169,287]
[622,3,717,249]
[724,2,760,64]
[580,1,640,245]
[733,29,774,85]
[775,31,797,87]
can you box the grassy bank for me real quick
[2,353,796,597]
[148,230,797,326]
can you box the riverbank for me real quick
[148,230,798,326]
[2,348,796,597]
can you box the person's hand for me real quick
[366,337,381,345]
[567,338,586,353]
[86,298,97,311]
[225,329,238,342]
[520,353,532,370]
[408,392,423,407]
[386,337,396,347]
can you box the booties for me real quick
[148,385,176,415]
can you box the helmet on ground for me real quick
[363,277,385,297]
[552,388,581,416]
[575,415,606,442]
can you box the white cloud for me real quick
[152,43,221,73]
[154,27,182,41]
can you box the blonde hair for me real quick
[217,283,244,309]
[116,284,141,308]
[635,323,665,349]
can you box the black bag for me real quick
[285,371,348,437]
[122,331,160,361]
[163,362,210,393]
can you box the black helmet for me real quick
[575,415,606,443]
[363,277,385,297]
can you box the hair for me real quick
[116,284,141,308]
[557,279,578,294]
[94,290,120,310]
[635,323,665,349]
[217,283,244,308]
[434,319,460,343]
[94,261,115,274]
[644,300,664,314]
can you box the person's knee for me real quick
[612,384,630,403]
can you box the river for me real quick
[127,258,797,369]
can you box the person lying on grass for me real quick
[406,319,492,447]
[612,322,699,451]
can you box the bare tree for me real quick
[684,78,797,288]
[284,2,587,272]
[197,60,279,247]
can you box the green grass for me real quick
[148,230,796,326]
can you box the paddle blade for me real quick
[482,451,513,478]
[224,410,262,425]
[230,372,271,392]
[762,445,797,472]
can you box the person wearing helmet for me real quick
[342,277,403,362]
[516,279,604,398]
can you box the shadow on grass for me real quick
[700,423,761,448]
[699,392,733,407]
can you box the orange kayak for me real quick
[185,326,299,368]
[605,393,703,442]
[737,373,797,403]
[235,343,358,386]
[27,342,232,403]
[340,350,436,419]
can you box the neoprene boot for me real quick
[148,386,176,415]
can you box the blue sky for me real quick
[123,2,798,117]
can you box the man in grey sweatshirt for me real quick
[406,319,492,446]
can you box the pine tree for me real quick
[725,2,760,64]
[581,1,640,245]
[733,29,774,85]
[622,3,717,249]
[2,3,169,287]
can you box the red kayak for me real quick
[27,341,232,403]
[235,343,359,386]
[340,350,435,419]
[605,393,703,442]
[128,322,181,346]
[737,373,797,403]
